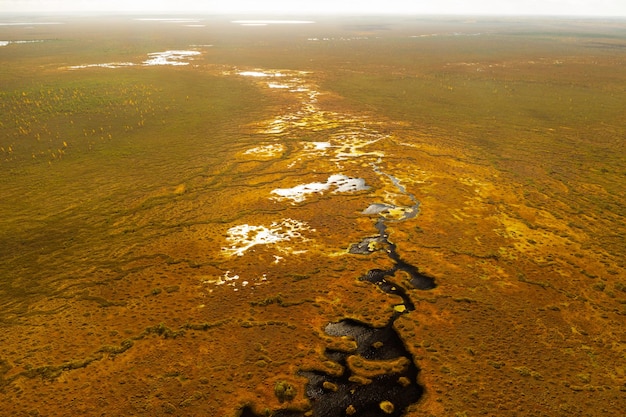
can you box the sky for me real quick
[1,0,625,16]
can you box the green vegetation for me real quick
[273,380,297,403]
[251,294,284,307]
[99,339,134,355]
[1,16,625,417]
[379,400,395,414]
[0,40,272,324]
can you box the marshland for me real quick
[1,14,625,416]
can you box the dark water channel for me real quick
[242,192,436,416]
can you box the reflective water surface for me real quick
[1,15,625,416]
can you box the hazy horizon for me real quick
[1,0,626,17]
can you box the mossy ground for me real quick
[1,15,625,416]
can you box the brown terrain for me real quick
[0,15,625,416]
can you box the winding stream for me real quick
[231,68,437,417]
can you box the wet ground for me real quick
[1,15,625,416]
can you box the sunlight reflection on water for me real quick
[222,219,314,257]
[143,50,201,66]
[67,50,201,69]
[271,174,370,203]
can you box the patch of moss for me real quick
[379,400,395,414]
[251,294,283,307]
[514,366,530,376]
[183,319,230,331]
[99,339,134,355]
[274,380,297,403]
[21,355,102,380]
[141,323,183,339]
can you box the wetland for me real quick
[1,14,625,416]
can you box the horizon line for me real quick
[1,10,626,18]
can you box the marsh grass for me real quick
[322,30,626,258]
[1,15,625,417]
[0,33,271,320]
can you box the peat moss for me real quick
[274,381,297,403]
